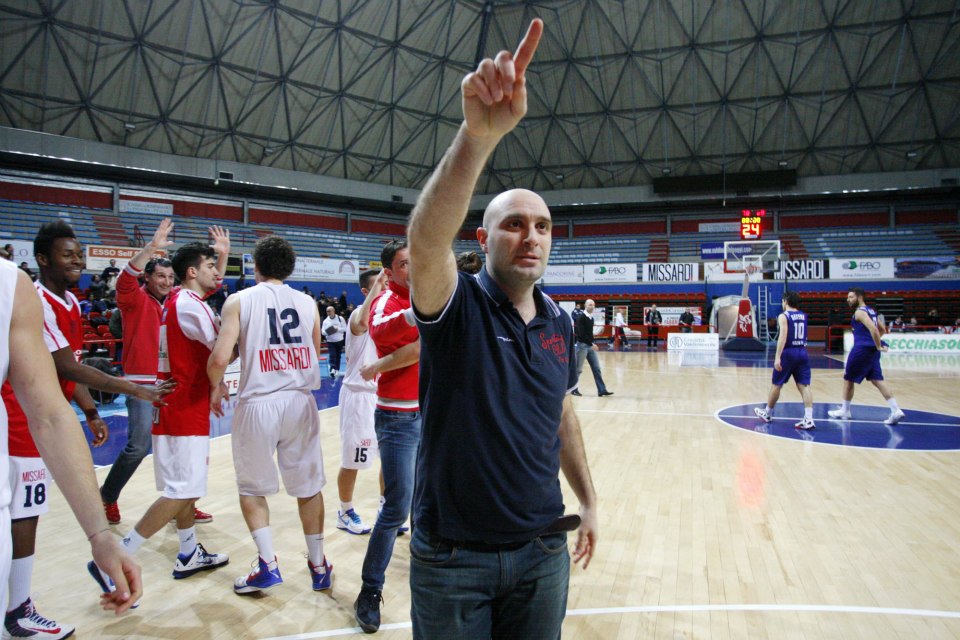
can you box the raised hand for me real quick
[149,218,174,251]
[208,225,231,256]
[462,18,543,142]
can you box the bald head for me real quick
[585,299,596,313]
[481,189,550,229]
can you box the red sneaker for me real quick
[103,502,121,525]
[194,507,213,524]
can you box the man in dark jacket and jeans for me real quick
[573,299,613,397]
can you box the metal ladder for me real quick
[757,286,771,341]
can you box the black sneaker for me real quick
[571,390,582,396]
[354,588,383,634]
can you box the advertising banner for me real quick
[829,258,895,280]
[3,240,36,269]
[699,222,740,233]
[703,261,762,282]
[642,262,697,283]
[774,259,826,280]
[700,242,725,260]
[542,264,584,284]
[119,199,174,216]
[583,263,637,283]
[843,331,960,354]
[85,245,166,272]
[894,257,960,280]
[667,332,719,350]
[223,359,242,396]
[291,256,360,281]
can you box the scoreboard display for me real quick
[740,209,766,239]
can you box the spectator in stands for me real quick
[101,259,120,289]
[907,316,918,331]
[339,290,348,311]
[2,243,13,260]
[927,308,940,327]
[455,251,483,275]
[205,283,227,314]
[108,306,123,339]
[302,286,315,300]
[679,309,695,333]
[88,274,107,300]
[889,316,905,332]
[18,262,36,282]
[236,273,248,290]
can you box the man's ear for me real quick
[477,227,489,253]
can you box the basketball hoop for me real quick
[744,265,760,276]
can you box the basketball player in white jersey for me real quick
[336,269,421,536]
[208,235,333,594]
[1,260,141,615]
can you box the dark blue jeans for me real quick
[100,394,153,503]
[575,342,608,394]
[360,408,421,592]
[410,528,570,639]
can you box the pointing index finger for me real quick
[513,18,543,78]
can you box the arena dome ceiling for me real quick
[1,0,958,195]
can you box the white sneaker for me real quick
[172,543,229,579]
[884,409,905,425]
[3,598,74,640]
[754,407,772,423]
[336,509,371,535]
[794,417,816,430]
[828,407,851,419]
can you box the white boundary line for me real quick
[260,603,960,639]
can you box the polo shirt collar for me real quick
[476,267,561,321]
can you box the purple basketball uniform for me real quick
[844,305,883,383]
[773,310,810,386]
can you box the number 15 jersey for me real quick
[235,282,321,400]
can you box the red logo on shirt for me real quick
[539,332,569,363]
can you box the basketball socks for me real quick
[178,526,197,556]
[252,527,276,565]
[887,398,901,412]
[804,407,813,420]
[340,501,353,513]
[766,405,774,414]
[305,533,326,570]
[841,400,851,413]
[122,529,147,554]
[7,556,33,612]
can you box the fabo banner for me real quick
[829,258,895,280]
[642,262,697,282]
[583,263,637,283]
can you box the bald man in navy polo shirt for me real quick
[406,19,598,639]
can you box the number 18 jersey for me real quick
[235,282,321,399]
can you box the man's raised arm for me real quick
[408,18,543,317]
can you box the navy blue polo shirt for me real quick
[413,268,578,543]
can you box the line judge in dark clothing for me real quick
[573,299,613,397]
[406,18,597,640]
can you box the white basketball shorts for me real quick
[8,456,50,520]
[338,387,379,470]
[232,390,325,498]
[152,435,210,499]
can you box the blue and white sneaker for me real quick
[337,509,371,535]
[87,561,140,609]
[172,543,229,579]
[308,556,334,591]
[234,556,283,594]
[3,598,75,639]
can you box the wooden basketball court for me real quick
[32,348,960,639]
